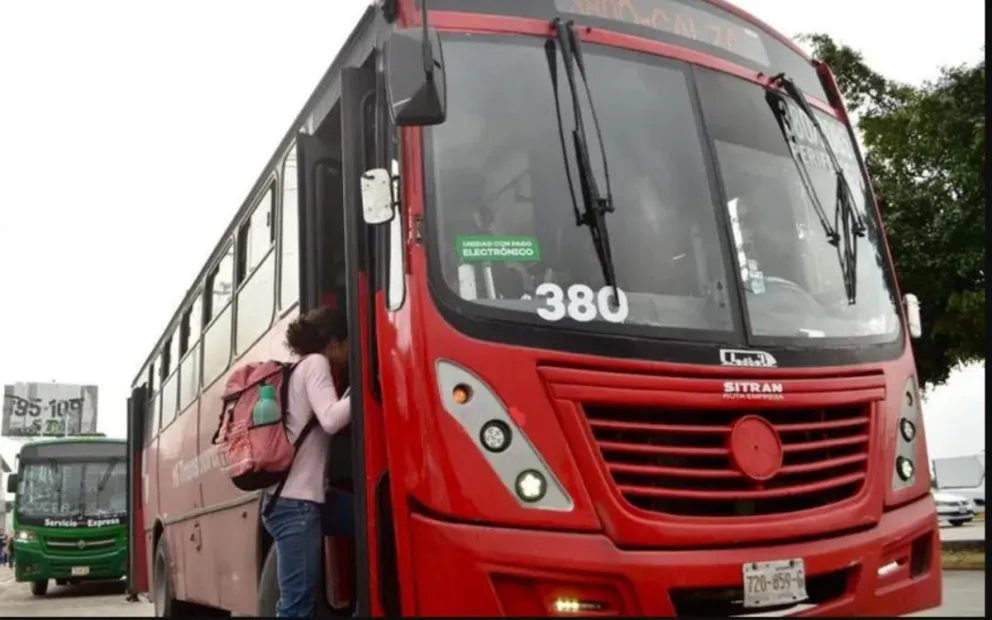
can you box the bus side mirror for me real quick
[384,27,447,126]
[904,293,922,339]
[360,168,395,225]
[6,474,18,494]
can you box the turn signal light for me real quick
[452,383,473,405]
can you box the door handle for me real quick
[192,523,203,551]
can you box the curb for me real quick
[940,539,986,571]
[941,539,985,554]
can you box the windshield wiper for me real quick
[93,459,119,513]
[769,73,867,304]
[544,19,620,302]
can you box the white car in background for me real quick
[932,490,975,526]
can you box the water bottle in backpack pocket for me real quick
[211,360,317,494]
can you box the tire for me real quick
[31,580,48,597]
[153,536,195,616]
[949,519,968,527]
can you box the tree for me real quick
[802,34,985,389]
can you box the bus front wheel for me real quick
[31,580,48,597]
[153,536,195,616]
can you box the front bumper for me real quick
[408,494,941,616]
[14,545,128,582]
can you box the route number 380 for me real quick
[535,283,630,323]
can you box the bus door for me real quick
[343,55,416,615]
[125,385,150,600]
[296,60,402,616]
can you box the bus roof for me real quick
[17,436,125,449]
[16,437,127,463]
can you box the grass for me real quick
[940,546,986,570]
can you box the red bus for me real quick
[125,0,942,616]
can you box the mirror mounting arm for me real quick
[420,0,432,77]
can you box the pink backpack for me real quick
[211,360,316,514]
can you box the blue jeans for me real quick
[261,491,355,618]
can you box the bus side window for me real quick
[386,150,404,311]
[141,362,159,445]
[178,294,202,409]
[280,145,300,309]
[161,332,179,428]
[203,243,235,386]
[236,186,277,354]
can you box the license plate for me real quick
[71,566,90,577]
[742,559,808,609]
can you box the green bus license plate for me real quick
[71,566,90,577]
[742,559,808,609]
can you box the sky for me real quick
[0,0,985,471]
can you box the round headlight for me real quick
[515,469,547,503]
[900,418,917,442]
[896,456,915,481]
[479,420,512,453]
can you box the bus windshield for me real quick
[426,34,900,344]
[17,459,127,519]
[428,35,736,338]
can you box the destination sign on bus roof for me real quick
[418,0,828,101]
[20,440,126,462]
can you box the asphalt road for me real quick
[0,573,152,617]
[938,520,985,542]
[0,568,983,617]
[908,570,986,617]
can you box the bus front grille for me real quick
[44,537,117,553]
[582,403,872,517]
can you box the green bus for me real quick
[5,436,128,596]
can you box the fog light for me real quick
[900,418,917,442]
[896,456,915,481]
[480,420,511,453]
[515,470,547,502]
[552,597,605,614]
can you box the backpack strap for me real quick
[262,415,318,517]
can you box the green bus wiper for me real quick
[770,73,866,304]
[545,18,620,302]
[94,459,120,513]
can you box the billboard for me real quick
[1,382,99,438]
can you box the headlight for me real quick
[480,419,512,453]
[16,530,37,542]
[899,418,917,442]
[515,470,547,502]
[896,457,915,481]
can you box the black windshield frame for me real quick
[418,32,906,368]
